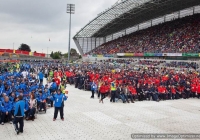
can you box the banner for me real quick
[162,53,168,56]
[182,53,199,57]
[21,51,29,55]
[5,49,13,53]
[134,53,143,57]
[117,53,125,56]
[0,49,5,52]
[34,52,45,57]
[104,54,114,57]
[144,53,154,56]
[0,49,45,57]
[97,55,103,57]
[124,53,134,57]
[15,50,21,54]
[169,53,182,56]
[162,53,182,56]
[154,53,162,56]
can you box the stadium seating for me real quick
[138,60,166,67]
[88,14,200,55]
[165,61,199,69]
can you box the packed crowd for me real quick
[138,60,166,67]
[88,14,200,55]
[0,62,68,134]
[72,63,200,103]
[98,59,199,69]
[101,59,137,63]
[1,59,200,132]
[165,61,199,69]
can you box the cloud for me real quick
[0,0,116,54]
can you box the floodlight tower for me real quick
[67,4,75,62]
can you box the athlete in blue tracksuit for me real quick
[37,91,46,112]
[0,101,2,121]
[44,88,51,106]
[13,95,25,134]
[50,81,57,92]
[38,71,44,84]
[50,89,67,121]
[1,97,12,125]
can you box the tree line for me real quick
[17,43,81,59]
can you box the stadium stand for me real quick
[138,60,166,67]
[165,61,199,69]
[87,14,200,55]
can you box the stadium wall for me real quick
[0,49,46,58]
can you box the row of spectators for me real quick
[99,59,137,64]
[138,60,166,67]
[88,14,200,55]
[97,59,199,69]
[165,61,199,69]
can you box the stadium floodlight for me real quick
[67,4,75,62]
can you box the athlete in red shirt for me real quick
[99,83,107,103]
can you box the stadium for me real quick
[74,0,200,61]
[1,0,200,140]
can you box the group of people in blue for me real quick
[0,62,68,134]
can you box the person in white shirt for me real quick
[21,70,28,78]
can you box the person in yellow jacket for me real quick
[110,79,116,103]
[16,63,20,71]
[59,82,66,94]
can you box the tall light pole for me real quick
[47,47,49,58]
[67,4,75,62]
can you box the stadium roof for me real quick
[74,0,200,38]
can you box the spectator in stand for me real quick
[165,61,199,69]
[87,14,200,55]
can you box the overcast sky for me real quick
[0,0,117,54]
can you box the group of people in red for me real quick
[86,68,200,103]
[47,65,200,104]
